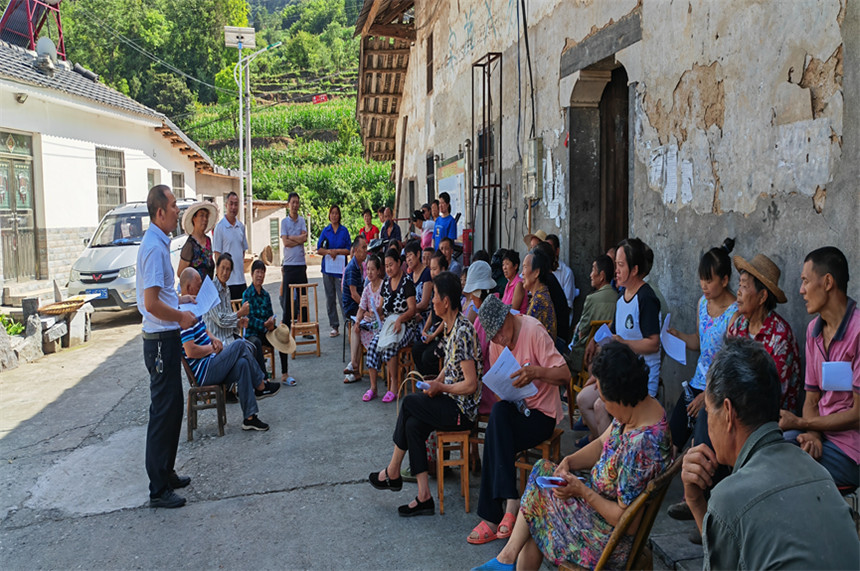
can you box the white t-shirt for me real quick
[611,283,662,396]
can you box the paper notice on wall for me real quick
[648,147,665,190]
[681,160,694,204]
[663,145,678,204]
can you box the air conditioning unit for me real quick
[522,137,543,200]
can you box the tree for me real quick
[138,69,197,118]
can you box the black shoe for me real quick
[667,500,694,520]
[689,527,703,545]
[255,381,281,399]
[303,334,314,340]
[168,472,191,489]
[225,389,239,404]
[369,468,403,491]
[149,489,186,509]
[242,415,270,431]
[398,496,435,517]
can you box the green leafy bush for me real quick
[1,315,24,336]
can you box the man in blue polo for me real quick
[136,185,197,509]
[212,191,248,300]
[433,192,457,250]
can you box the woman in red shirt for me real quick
[359,208,379,242]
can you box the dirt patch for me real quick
[289,127,339,143]
[644,62,725,146]
[813,185,826,213]
[206,136,294,151]
[799,45,843,119]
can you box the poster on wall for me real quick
[437,157,465,223]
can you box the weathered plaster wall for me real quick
[394,0,857,404]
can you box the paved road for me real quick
[0,269,700,570]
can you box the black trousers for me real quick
[669,386,703,449]
[143,333,184,498]
[477,400,556,524]
[411,337,442,376]
[228,283,247,301]
[393,393,467,476]
[281,265,309,325]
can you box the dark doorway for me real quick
[598,66,629,253]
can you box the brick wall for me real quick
[46,227,96,284]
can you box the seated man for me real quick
[439,237,462,277]
[779,247,859,488]
[179,268,279,431]
[683,336,858,569]
[567,254,617,372]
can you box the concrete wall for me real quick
[393,0,857,404]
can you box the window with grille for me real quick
[147,168,160,190]
[96,148,126,219]
[426,34,434,94]
[172,171,185,199]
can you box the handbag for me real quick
[376,314,405,351]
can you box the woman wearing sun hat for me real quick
[177,201,218,281]
[727,253,802,413]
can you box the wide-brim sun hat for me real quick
[182,201,219,235]
[463,261,496,293]
[266,323,297,354]
[478,295,511,340]
[523,229,547,248]
[733,254,787,304]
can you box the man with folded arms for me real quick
[779,246,859,488]
[179,268,280,432]
[683,337,858,569]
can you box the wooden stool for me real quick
[468,414,491,475]
[289,283,320,358]
[515,428,564,494]
[182,359,227,441]
[435,430,471,514]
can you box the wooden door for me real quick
[599,66,629,252]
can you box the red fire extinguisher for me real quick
[462,228,474,266]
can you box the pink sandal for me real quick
[362,389,376,402]
[381,390,397,403]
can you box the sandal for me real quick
[362,389,377,402]
[330,328,339,338]
[284,376,297,386]
[381,390,396,403]
[369,467,403,491]
[496,512,516,539]
[467,520,498,545]
[470,557,515,571]
[343,374,360,384]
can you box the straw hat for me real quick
[266,323,297,354]
[733,254,787,304]
[478,295,511,340]
[523,229,547,248]
[463,261,496,293]
[182,201,219,235]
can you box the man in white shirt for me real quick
[212,191,249,300]
[546,234,577,326]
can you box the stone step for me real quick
[2,287,56,308]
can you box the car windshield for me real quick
[90,213,151,247]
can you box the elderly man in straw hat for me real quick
[523,229,547,250]
[179,268,280,432]
[177,200,219,281]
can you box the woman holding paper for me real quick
[317,204,352,338]
[364,248,418,403]
[368,271,482,516]
[344,253,385,383]
[471,341,671,571]
[466,295,569,546]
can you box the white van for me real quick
[67,199,195,309]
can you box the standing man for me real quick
[380,206,402,246]
[433,192,457,251]
[212,191,249,300]
[779,246,859,488]
[280,191,308,326]
[546,234,577,326]
[137,185,197,509]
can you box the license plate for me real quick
[86,288,108,299]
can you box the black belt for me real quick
[142,329,180,340]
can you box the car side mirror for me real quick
[83,238,90,246]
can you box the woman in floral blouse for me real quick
[368,271,483,517]
[727,253,801,413]
[523,247,558,339]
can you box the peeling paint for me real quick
[799,45,843,119]
[644,62,725,146]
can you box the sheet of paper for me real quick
[594,324,613,346]
[660,313,686,365]
[326,254,346,275]
[822,361,853,392]
[482,346,538,402]
[179,276,219,317]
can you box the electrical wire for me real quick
[519,0,536,138]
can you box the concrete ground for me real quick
[0,267,702,570]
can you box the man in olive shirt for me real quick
[567,254,617,371]
[682,337,858,570]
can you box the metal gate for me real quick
[0,131,37,282]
